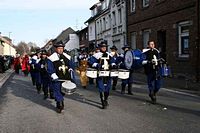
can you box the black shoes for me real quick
[56,101,64,113]
[60,91,65,96]
[149,92,157,104]
[83,86,86,89]
[121,90,125,94]
[43,95,48,100]
[128,91,133,95]
[112,86,116,90]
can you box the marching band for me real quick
[14,40,169,113]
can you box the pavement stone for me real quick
[132,72,200,96]
[0,69,14,88]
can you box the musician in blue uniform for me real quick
[119,45,133,95]
[110,45,120,90]
[142,41,161,104]
[47,41,75,113]
[29,52,36,86]
[90,41,116,109]
[39,49,54,99]
[29,49,42,93]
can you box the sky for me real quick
[0,0,98,47]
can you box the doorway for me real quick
[157,30,166,60]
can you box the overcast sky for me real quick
[0,0,98,47]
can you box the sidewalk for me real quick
[132,72,200,96]
[0,69,14,88]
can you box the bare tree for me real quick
[16,41,30,55]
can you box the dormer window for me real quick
[92,8,97,16]
[102,1,106,10]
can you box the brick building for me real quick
[126,0,200,81]
[76,27,89,50]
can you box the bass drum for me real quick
[124,49,145,70]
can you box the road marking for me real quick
[162,88,199,98]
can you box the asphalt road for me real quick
[0,73,199,133]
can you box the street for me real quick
[0,73,200,133]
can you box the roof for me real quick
[55,27,75,44]
[85,0,111,24]
[76,27,88,34]
[41,39,54,49]
[0,36,15,47]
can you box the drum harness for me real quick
[99,54,110,86]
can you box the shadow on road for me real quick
[65,93,102,109]
[8,75,56,111]
[75,81,200,117]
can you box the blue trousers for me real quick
[35,72,41,85]
[97,77,112,93]
[51,81,64,102]
[147,73,161,94]
[41,77,53,94]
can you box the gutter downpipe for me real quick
[196,0,200,82]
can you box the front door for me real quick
[157,30,166,60]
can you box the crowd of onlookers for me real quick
[0,55,14,73]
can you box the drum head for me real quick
[125,49,145,70]
[62,81,76,89]
[124,50,133,70]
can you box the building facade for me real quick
[76,27,89,50]
[86,0,127,53]
[0,40,4,55]
[126,0,200,80]
[0,36,16,56]
[110,0,127,53]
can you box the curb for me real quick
[0,69,14,88]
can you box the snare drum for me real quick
[61,81,76,95]
[118,69,129,79]
[99,71,110,77]
[86,68,97,78]
[110,69,118,77]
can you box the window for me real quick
[143,0,149,8]
[112,11,116,26]
[178,21,190,57]
[89,26,92,35]
[85,33,88,40]
[100,20,102,33]
[81,35,84,41]
[118,8,122,24]
[108,15,111,29]
[103,17,106,31]
[131,32,137,49]
[97,21,99,34]
[130,0,136,12]
[142,29,150,48]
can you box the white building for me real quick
[85,0,127,53]
[65,34,79,51]
[110,0,127,53]
[0,36,16,56]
